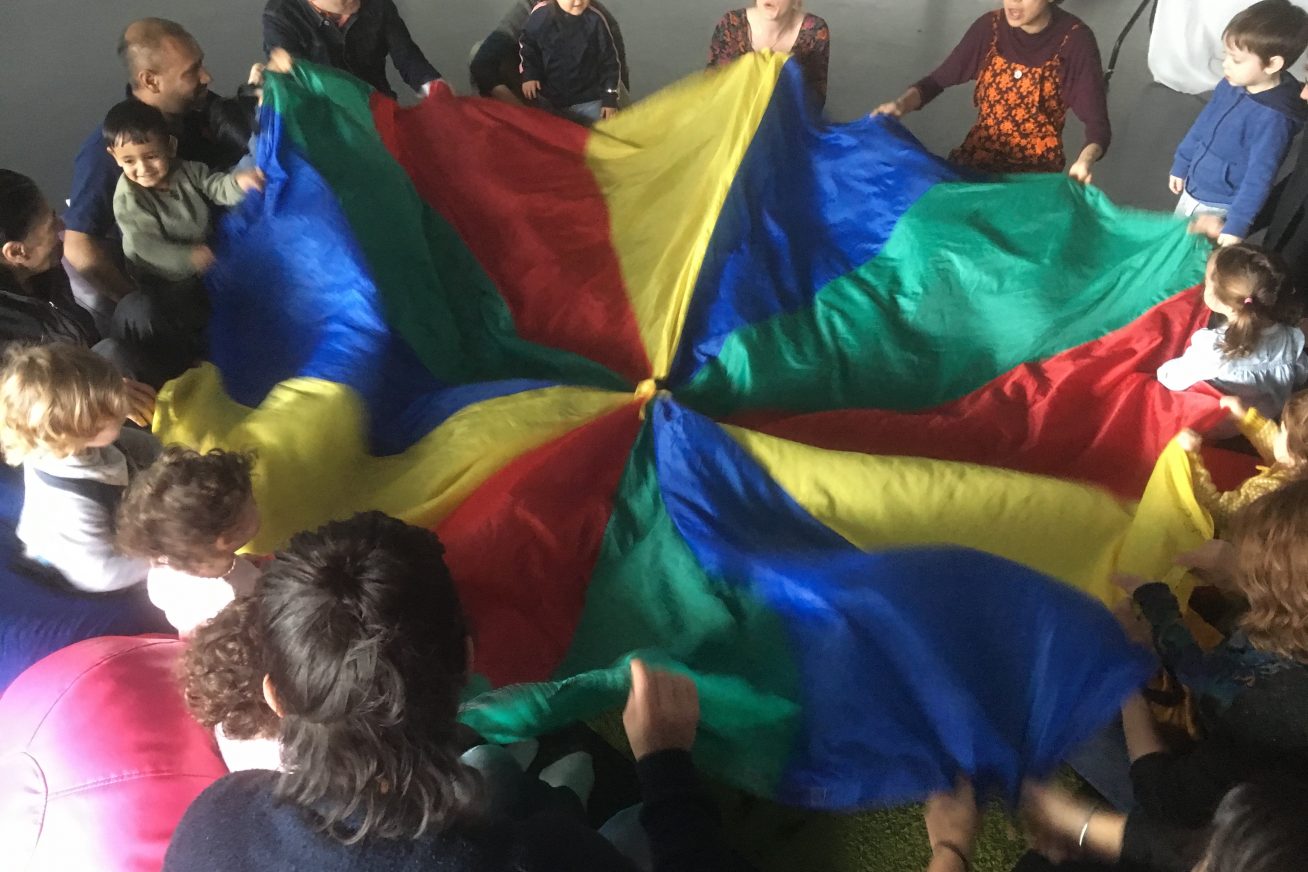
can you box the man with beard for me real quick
[63,19,245,313]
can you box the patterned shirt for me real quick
[1187,407,1303,534]
[707,9,830,107]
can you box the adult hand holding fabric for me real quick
[622,658,699,760]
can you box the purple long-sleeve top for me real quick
[911,7,1111,153]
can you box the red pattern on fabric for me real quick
[731,288,1247,501]
[437,405,643,686]
[951,11,1076,173]
[370,87,651,384]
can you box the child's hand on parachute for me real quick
[1175,428,1202,453]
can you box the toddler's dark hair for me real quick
[116,446,255,574]
[208,95,259,160]
[102,99,171,148]
[1225,0,1308,67]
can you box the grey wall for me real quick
[0,0,1183,212]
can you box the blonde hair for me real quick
[0,343,127,465]
[1230,480,1308,661]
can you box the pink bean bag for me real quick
[0,636,228,872]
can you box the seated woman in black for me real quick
[163,511,750,872]
[0,169,154,423]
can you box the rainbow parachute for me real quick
[157,55,1227,808]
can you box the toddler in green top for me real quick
[104,100,264,283]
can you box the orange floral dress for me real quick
[950,11,1081,174]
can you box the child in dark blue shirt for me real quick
[520,0,622,124]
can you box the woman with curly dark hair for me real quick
[163,511,747,872]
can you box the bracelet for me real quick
[1078,804,1101,849]
[933,840,971,871]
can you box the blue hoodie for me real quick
[1171,73,1307,238]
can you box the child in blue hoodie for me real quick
[1170,0,1308,245]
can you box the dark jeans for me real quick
[469,31,522,97]
[108,282,209,388]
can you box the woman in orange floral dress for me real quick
[873,0,1109,182]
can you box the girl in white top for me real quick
[180,597,282,772]
[1158,243,1308,418]
[115,446,261,637]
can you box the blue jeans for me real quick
[1065,717,1135,811]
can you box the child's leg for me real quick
[1175,190,1230,224]
[565,100,603,123]
[1174,189,1201,217]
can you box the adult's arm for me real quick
[1222,111,1299,239]
[911,13,993,107]
[1060,27,1111,153]
[707,12,741,69]
[1119,812,1207,872]
[262,2,312,56]
[382,0,442,91]
[637,750,746,872]
[65,132,134,302]
[798,19,831,106]
[1130,741,1247,828]
[63,232,134,302]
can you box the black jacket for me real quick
[1261,143,1308,294]
[520,4,621,109]
[163,750,753,872]
[0,266,99,351]
[262,0,440,98]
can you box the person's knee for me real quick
[470,32,517,95]
[109,290,161,343]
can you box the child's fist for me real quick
[1189,214,1224,239]
[1168,175,1184,195]
[190,245,216,274]
[600,106,617,120]
[522,80,541,100]
[235,169,266,193]
[622,659,699,761]
[1175,428,1202,453]
[266,48,294,75]
[1218,396,1248,420]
